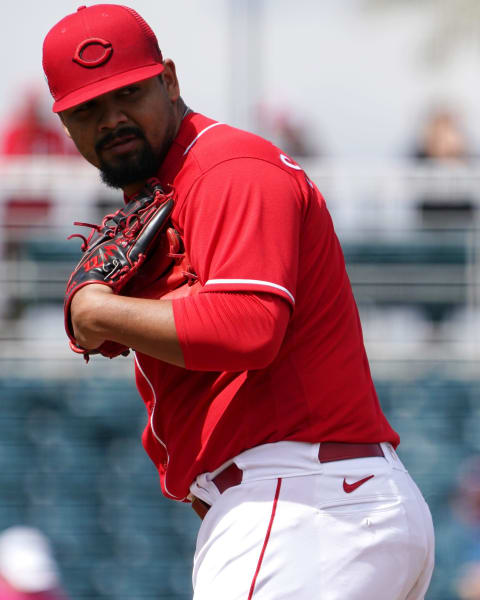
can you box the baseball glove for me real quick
[64,178,175,362]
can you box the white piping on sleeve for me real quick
[204,278,295,305]
[134,353,184,500]
[183,122,225,156]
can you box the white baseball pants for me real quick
[190,441,434,600]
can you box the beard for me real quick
[96,124,174,189]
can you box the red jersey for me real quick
[134,112,399,500]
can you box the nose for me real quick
[97,102,128,132]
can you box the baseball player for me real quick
[42,5,435,599]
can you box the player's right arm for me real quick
[70,283,289,371]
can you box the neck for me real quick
[175,97,191,133]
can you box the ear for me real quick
[161,59,180,103]
[58,114,72,138]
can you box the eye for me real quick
[118,85,140,97]
[72,101,95,115]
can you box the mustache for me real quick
[95,126,145,153]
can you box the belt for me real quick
[191,442,384,520]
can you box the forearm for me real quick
[71,285,185,367]
[71,287,290,371]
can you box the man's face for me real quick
[60,69,180,191]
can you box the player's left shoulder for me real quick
[193,122,312,180]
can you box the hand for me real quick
[64,180,174,360]
[70,284,113,350]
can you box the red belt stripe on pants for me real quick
[191,442,385,519]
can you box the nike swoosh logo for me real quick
[343,474,375,493]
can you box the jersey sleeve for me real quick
[172,291,291,371]
[181,158,305,307]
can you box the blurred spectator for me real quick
[1,88,76,156]
[457,563,480,600]
[256,103,320,158]
[270,110,316,158]
[411,107,475,229]
[413,108,469,163]
[450,456,480,600]
[0,527,69,600]
[0,87,78,320]
[452,455,480,526]
[431,455,480,600]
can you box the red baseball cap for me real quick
[43,4,165,113]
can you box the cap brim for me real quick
[52,63,165,113]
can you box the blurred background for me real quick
[0,0,479,598]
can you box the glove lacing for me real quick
[67,186,172,252]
